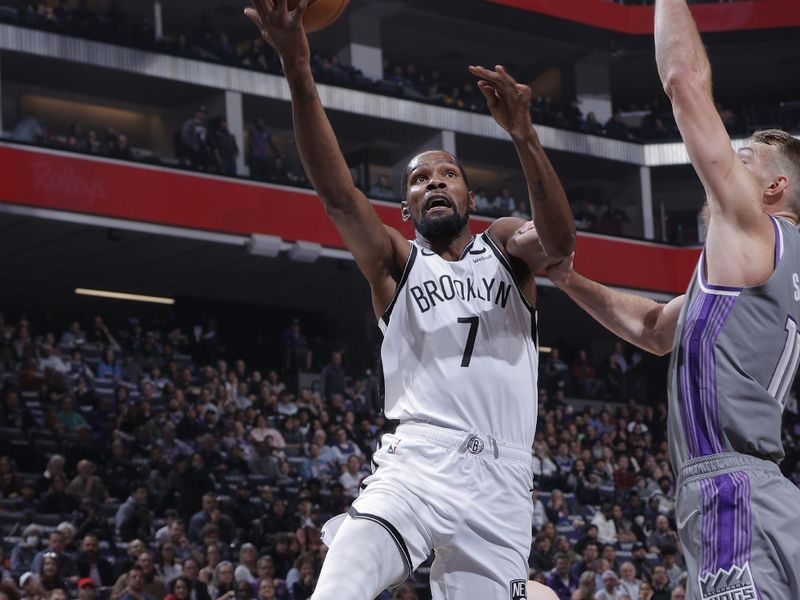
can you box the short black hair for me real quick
[400,151,471,201]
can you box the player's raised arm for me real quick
[469,65,576,270]
[245,0,406,311]
[655,0,760,223]
[547,255,684,356]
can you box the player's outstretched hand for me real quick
[546,253,575,287]
[245,0,311,63]
[469,65,534,141]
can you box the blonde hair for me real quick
[750,129,800,212]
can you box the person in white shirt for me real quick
[618,562,641,599]
[338,455,366,498]
[39,344,69,375]
[594,570,626,600]
[591,504,618,546]
[531,487,547,531]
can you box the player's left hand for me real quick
[545,253,575,288]
[469,65,534,141]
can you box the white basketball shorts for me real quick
[323,422,534,600]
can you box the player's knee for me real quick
[526,581,559,600]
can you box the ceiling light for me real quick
[75,288,175,305]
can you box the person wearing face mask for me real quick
[11,525,42,571]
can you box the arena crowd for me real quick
[1,310,797,599]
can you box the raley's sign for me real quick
[0,143,700,295]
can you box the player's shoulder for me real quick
[487,216,528,245]
[526,581,560,600]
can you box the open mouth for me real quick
[424,195,452,213]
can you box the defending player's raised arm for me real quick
[655,0,760,223]
[469,65,576,266]
[245,0,406,303]
[547,255,684,356]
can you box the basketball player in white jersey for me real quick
[245,1,576,598]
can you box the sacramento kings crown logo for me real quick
[698,562,757,600]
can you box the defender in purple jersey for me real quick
[543,1,800,598]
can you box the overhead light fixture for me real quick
[75,288,175,305]
[246,234,283,258]
[289,241,322,263]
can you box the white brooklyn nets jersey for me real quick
[379,232,539,447]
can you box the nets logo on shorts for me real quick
[509,579,526,600]
[466,436,484,454]
[699,562,757,600]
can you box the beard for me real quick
[413,208,470,241]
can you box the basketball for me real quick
[290,0,349,33]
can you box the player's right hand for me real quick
[244,0,311,64]
[545,253,574,287]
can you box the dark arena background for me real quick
[0,0,799,598]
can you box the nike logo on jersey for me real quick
[410,275,513,313]
[677,508,699,529]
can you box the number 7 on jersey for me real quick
[458,316,480,367]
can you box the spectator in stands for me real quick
[572,571,597,600]
[280,318,311,372]
[529,533,554,572]
[31,531,78,581]
[546,552,578,600]
[604,111,632,141]
[188,493,236,544]
[115,566,158,600]
[493,187,516,215]
[367,175,396,200]
[246,118,281,181]
[154,544,181,581]
[180,107,210,170]
[88,316,119,347]
[67,122,90,152]
[660,548,681,587]
[10,112,45,143]
[591,504,618,545]
[331,427,361,465]
[232,544,257,583]
[97,348,122,380]
[112,553,166,600]
[75,580,97,600]
[212,119,239,176]
[619,562,641,599]
[319,351,346,401]
[647,514,677,552]
[164,577,191,600]
[115,482,149,537]
[56,395,87,432]
[208,562,235,600]
[254,579,274,600]
[39,474,77,514]
[19,571,43,600]
[650,566,671,600]
[39,553,68,593]
[76,533,115,586]
[595,570,625,600]
[649,477,675,516]
[670,588,685,600]
[338,455,365,497]
[11,525,43,572]
[545,489,571,524]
